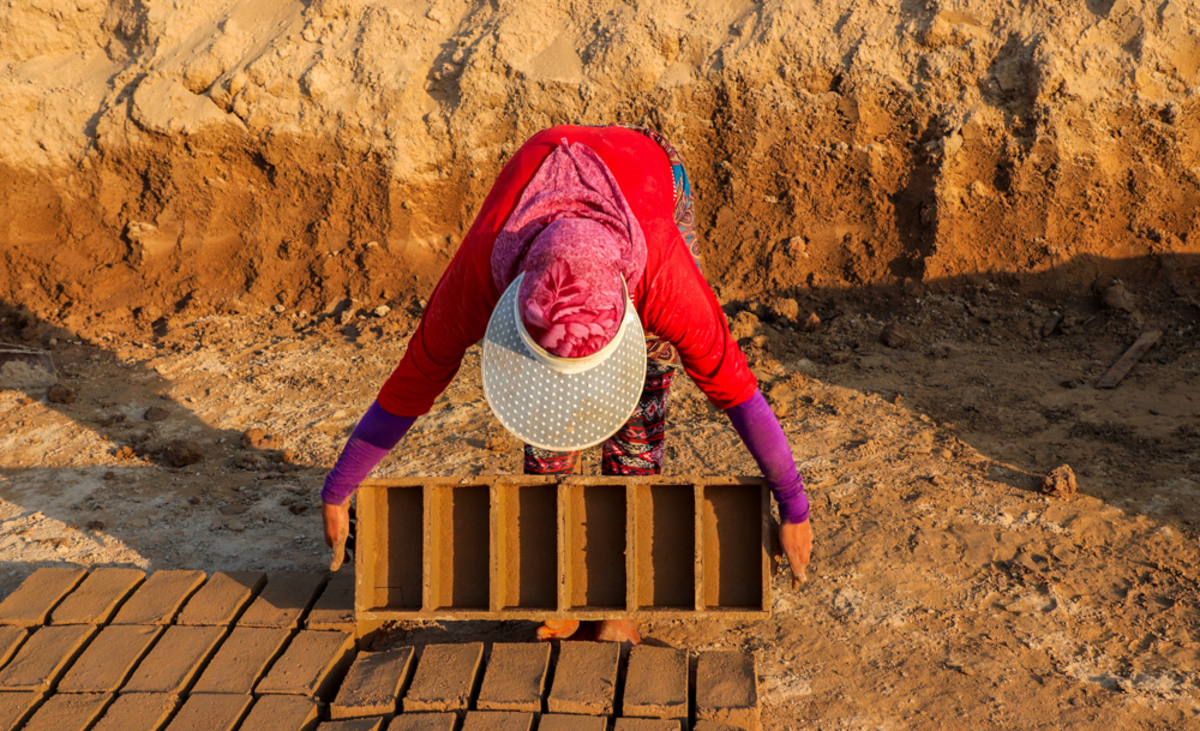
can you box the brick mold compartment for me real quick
[354,476,770,625]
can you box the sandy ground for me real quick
[2,281,1198,729]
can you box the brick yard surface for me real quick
[238,695,321,731]
[0,567,86,626]
[19,691,109,731]
[176,571,267,626]
[460,710,536,731]
[696,650,761,731]
[385,713,458,731]
[192,626,293,695]
[111,570,207,625]
[58,624,161,693]
[621,645,688,719]
[475,643,551,712]
[240,573,328,629]
[612,719,683,731]
[0,624,94,691]
[546,641,620,716]
[166,693,254,731]
[121,625,227,694]
[0,568,761,731]
[0,626,27,668]
[315,718,383,731]
[402,643,484,712]
[90,693,179,731]
[0,690,41,730]
[537,715,609,731]
[305,571,356,632]
[329,645,414,719]
[255,630,356,698]
[48,567,144,625]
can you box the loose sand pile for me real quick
[2,0,1199,329]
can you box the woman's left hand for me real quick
[780,519,813,589]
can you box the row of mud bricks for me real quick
[0,567,759,731]
[357,478,770,619]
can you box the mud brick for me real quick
[461,711,535,731]
[692,722,746,731]
[402,642,484,712]
[546,641,619,716]
[0,624,95,691]
[239,572,328,628]
[476,643,550,712]
[695,651,759,731]
[537,715,609,731]
[330,645,414,719]
[58,624,161,693]
[256,630,356,700]
[621,645,687,719]
[49,567,144,625]
[0,691,42,731]
[305,570,355,631]
[175,571,266,626]
[111,570,206,625]
[316,719,384,731]
[238,695,320,731]
[0,567,86,626]
[191,627,291,694]
[90,693,178,731]
[164,693,252,731]
[0,626,29,667]
[611,720,680,731]
[385,713,457,731]
[121,625,227,694]
[20,692,110,731]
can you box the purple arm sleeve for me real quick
[320,400,417,505]
[725,390,810,524]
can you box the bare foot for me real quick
[595,619,641,644]
[536,619,580,640]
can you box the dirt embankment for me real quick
[2,0,1200,330]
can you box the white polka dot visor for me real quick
[482,272,647,451]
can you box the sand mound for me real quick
[1,0,1199,331]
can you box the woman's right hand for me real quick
[780,518,813,589]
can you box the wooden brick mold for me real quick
[355,477,770,622]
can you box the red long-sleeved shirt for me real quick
[376,125,757,416]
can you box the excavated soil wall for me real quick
[2,0,1200,332]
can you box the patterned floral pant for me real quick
[523,361,675,475]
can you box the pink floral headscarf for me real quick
[491,139,647,358]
